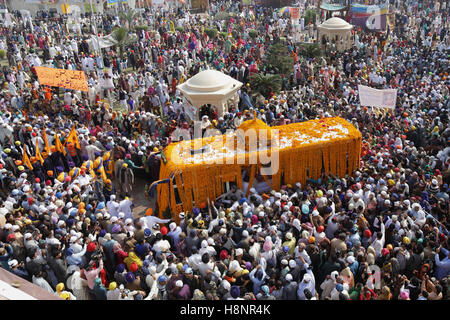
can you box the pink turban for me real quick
[263,240,272,252]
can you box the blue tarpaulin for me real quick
[320,3,347,11]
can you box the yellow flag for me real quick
[35,138,44,165]
[22,150,33,171]
[65,126,81,149]
[42,129,50,154]
[55,134,66,156]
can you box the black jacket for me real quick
[47,256,68,284]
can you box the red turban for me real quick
[220,250,229,260]
[87,242,96,252]
[129,262,138,273]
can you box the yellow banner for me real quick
[34,66,89,92]
[35,139,44,166]
[65,125,81,149]
[43,129,50,154]
[22,150,33,171]
[61,4,71,14]
[55,134,67,156]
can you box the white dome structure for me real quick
[177,70,243,120]
[318,17,353,31]
[317,17,354,52]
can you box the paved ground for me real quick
[128,176,152,219]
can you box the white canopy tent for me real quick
[177,70,243,120]
[89,34,119,51]
[19,10,31,18]
[317,17,354,52]
[68,5,82,16]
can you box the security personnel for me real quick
[93,155,108,182]
[102,148,114,177]
[30,156,45,182]
[103,178,115,200]
[66,142,80,167]
[69,167,81,181]
[81,160,96,178]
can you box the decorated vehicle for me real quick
[149,117,362,221]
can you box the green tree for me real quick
[250,73,282,98]
[248,29,258,40]
[205,28,218,39]
[300,43,322,59]
[303,9,317,25]
[264,42,294,76]
[214,11,230,21]
[120,9,138,29]
[113,27,132,60]
[134,25,149,32]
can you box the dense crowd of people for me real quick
[0,0,449,300]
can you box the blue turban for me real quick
[135,243,147,257]
[256,270,263,280]
[261,285,270,295]
[66,219,74,228]
[301,204,309,214]
[230,286,240,298]
[112,224,121,234]
[192,207,200,216]
[125,272,135,283]
[117,264,125,273]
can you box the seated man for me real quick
[217,184,244,208]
